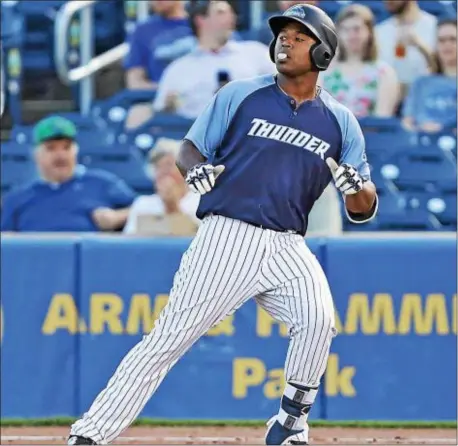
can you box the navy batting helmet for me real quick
[268,3,338,71]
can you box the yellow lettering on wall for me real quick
[208,315,235,336]
[344,293,396,335]
[90,294,123,334]
[325,354,356,397]
[263,368,285,399]
[453,294,457,335]
[256,306,288,337]
[232,358,266,398]
[398,294,449,335]
[125,294,154,334]
[42,294,79,334]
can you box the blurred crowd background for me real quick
[0,0,457,236]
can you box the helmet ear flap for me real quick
[310,42,333,71]
[269,37,276,63]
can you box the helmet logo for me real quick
[285,5,306,19]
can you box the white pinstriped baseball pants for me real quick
[71,215,336,444]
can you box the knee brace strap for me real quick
[284,382,318,407]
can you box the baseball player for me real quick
[68,4,378,445]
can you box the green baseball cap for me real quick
[33,116,77,145]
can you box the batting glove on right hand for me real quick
[185,163,225,195]
[326,158,363,195]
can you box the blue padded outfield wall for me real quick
[1,235,456,421]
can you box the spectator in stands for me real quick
[258,1,320,45]
[375,0,437,98]
[152,0,275,119]
[402,18,457,133]
[124,138,199,236]
[321,4,399,117]
[124,1,191,90]
[1,116,136,232]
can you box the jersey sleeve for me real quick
[339,111,371,181]
[184,83,235,159]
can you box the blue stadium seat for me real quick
[364,130,416,161]
[121,113,194,153]
[1,147,37,193]
[91,90,157,134]
[79,148,151,194]
[416,131,457,159]
[405,191,457,227]
[380,152,457,192]
[0,140,33,157]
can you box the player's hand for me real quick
[326,158,363,195]
[185,163,225,195]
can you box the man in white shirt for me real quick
[375,0,437,96]
[124,138,200,235]
[153,0,275,119]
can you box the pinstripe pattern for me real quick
[71,215,335,444]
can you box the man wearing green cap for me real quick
[1,115,136,232]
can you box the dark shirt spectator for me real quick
[402,18,457,133]
[153,0,274,119]
[1,116,136,232]
[124,0,191,90]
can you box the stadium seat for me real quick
[0,140,33,157]
[416,131,457,159]
[1,150,37,193]
[405,191,457,227]
[376,209,443,231]
[120,113,194,153]
[380,152,457,192]
[79,148,151,194]
[91,89,157,134]
[364,130,416,162]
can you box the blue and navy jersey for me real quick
[185,74,370,235]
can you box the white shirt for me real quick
[375,11,437,86]
[123,191,200,234]
[153,40,276,119]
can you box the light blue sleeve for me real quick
[320,91,371,181]
[184,75,275,158]
[339,111,371,181]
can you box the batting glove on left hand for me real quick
[185,163,225,195]
[326,158,363,195]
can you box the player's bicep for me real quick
[184,86,232,159]
[339,113,371,181]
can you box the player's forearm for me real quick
[344,181,377,214]
[176,140,206,178]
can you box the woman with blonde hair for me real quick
[321,4,399,117]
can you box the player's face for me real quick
[338,15,370,56]
[437,23,457,68]
[275,22,317,75]
[35,138,77,183]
